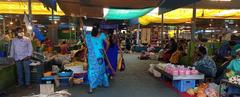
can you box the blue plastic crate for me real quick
[41,76,55,84]
[0,51,7,57]
[173,80,196,92]
[41,76,55,81]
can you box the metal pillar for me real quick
[51,8,56,44]
[191,3,197,41]
[176,26,179,42]
[3,15,5,34]
[28,0,32,25]
[161,13,164,43]
[136,24,140,45]
[52,9,54,24]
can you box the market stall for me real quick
[0,58,16,91]
[151,63,204,92]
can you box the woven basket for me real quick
[73,78,83,84]
[43,72,52,77]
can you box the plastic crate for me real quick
[173,80,196,92]
[41,76,55,84]
[30,65,44,83]
[0,51,7,57]
[59,77,70,87]
[30,64,44,73]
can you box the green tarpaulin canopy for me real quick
[104,7,154,20]
[103,0,201,20]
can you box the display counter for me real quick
[154,64,205,92]
[0,61,16,91]
[154,66,205,80]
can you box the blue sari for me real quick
[106,44,119,75]
[85,32,109,89]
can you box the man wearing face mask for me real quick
[10,27,33,87]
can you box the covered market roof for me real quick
[57,0,161,18]
[1,0,240,25]
[57,0,202,19]
[138,0,240,25]
[0,0,64,15]
[139,8,240,25]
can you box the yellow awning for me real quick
[139,8,240,25]
[0,2,64,16]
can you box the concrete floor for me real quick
[6,54,180,97]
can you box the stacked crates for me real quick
[30,64,44,83]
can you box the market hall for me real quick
[0,0,240,97]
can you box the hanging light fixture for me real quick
[10,15,13,25]
[54,20,58,24]
[71,27,75,31]
[210,0,231,1]
[27,25,32,30]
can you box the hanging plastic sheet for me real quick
[139,8,240,25]
[158,0,201,14]
[104,7,154,20]
[33,25,45,42]
[0,2,64,15]
[39,0,57,11]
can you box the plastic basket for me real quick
[58,71,73,77]
[173,79,196,92]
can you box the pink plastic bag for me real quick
[179,69,185,75]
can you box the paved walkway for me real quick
[6,54,180,97]
[69,54,180,97]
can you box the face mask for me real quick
[113,30,117,35]
[17,32,24,37]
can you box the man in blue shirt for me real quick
[10,27,33,86]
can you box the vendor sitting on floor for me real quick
[225,47,240,95]
[169,46,185,64]
[147,44,155,52]
[193,46,217,78]
[60,41,70,55]
[139,51,150,60]
[162,38,177,62]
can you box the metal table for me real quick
[154,66,205,80]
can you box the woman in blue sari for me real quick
[85,24,115,93]
[106,31,122,79]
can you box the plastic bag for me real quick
[117,55,125,71]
